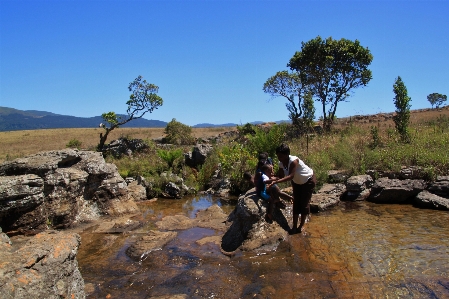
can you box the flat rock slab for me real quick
[155,204,228,231]
[369,178,427,203]
[126,230,178,260]
[414,190,449,210]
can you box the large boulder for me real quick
[369,177,427,203]
[184,144,213,168]
[0,230,85,299]
[344,175,373,201]
[0,150,137,234]
[221,188,290,254]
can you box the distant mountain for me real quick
[0,107,167,131]
[0,107,288,131]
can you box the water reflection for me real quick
[76,195,449,298]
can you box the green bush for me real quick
[246,124,287,158]
[157,148,183,170]
[164,118,195,145]
[66,138,82,149]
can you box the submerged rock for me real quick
[126,230,178,260]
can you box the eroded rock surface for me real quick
[310,183,345,212]
[0,150,137,234]
[0,230,84,299]
[221,188,291,254]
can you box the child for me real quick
[258,163,293,222]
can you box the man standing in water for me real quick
[267,143,316,234]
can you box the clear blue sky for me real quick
[1,0,448,126]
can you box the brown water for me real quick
[76,196,449,299]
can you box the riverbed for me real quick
[76,195,449,298]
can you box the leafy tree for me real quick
[263,71,306,129]
[164,118,195,145]
[393,76,411,143]
[288,36,373,131]
[98,75,163,150]
[427,93,447,109]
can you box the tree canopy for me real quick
[98,75,163,150]
[287,36,373,131]
[427,93,447,109]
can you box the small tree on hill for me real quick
[393,76,411,143]
[164,118,195,145]
[98,75,163,150]
[427,93,447,109]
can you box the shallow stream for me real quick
[76,195,449,298]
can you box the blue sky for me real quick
[1,0,448,126]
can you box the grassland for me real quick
[0,126,235,163]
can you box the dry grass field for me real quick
[1,106,448,165]
[0,126,235,163]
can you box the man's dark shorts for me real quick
[292,174,316,215]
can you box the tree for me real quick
[164,118,195,145]
[427,93,447,109]
[288,36,373,131]
[393,76,411,143]
[263,70,314,134]
[98,75,163,150]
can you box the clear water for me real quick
[76,196,449,298]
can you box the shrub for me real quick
[246,124,287,158]
[66,138,82,149]
[164,118,195,145]
[157,148,183,170]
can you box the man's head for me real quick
[275,143,290,164]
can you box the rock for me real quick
[195,204,228,231]
[1,227,12,245]
[328,170,349,183]
[346,175,373,192]
[184,144,213,168]
[0,231,85,299]
[399,166,426,180]
[221,188,290,254]
[0,174,46,233]
[0,150,137,234]
[414,190,449,210]
[369,178,427,203]
[162,182,181,198]
[127,180,148,201]
[310,183,345,212]
[126,230,177,260]
[103,137,149,157]
[344,175,373,201]
[427,176,449,198]
[155,204,228,231]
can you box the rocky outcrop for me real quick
[0,230,85,299]
[184,144,213,168]
[221,188,291,254]
[369,177,427,203]
[0,149,138,234]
